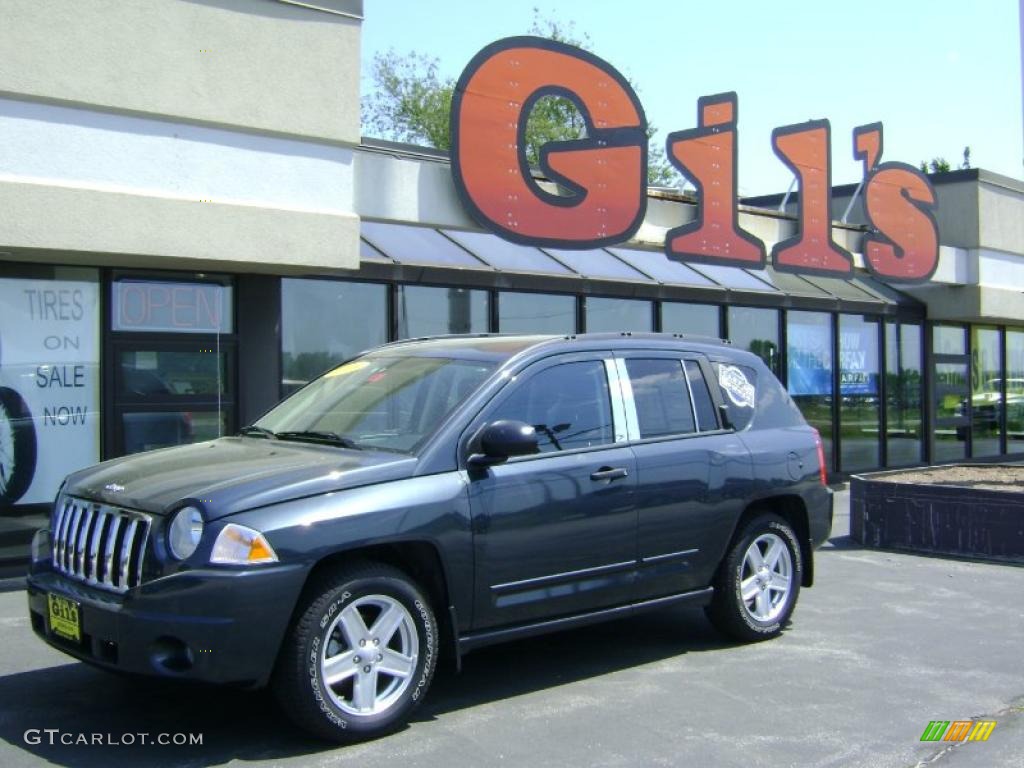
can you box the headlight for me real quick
[168,506,204,560]
[210,523,278,565]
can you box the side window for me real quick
[684,360,719,431]
[489,360,614,453]
[624,358,695,438]
[712,362,758,430]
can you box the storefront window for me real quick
[661,302,720,338]
[281,279,388,396]
[932,325,968,463]
[0,268,100,512]
[396,285,488,339]
[728,306,779,374]
[839,315,880,472]
[498,292,576,334]
[787,311,833,470]
[933,324,966,355]
[971,326,1002,457]
[585,297,652,332]
[1008,330,1024,455]
[885,322,923,466]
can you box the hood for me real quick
[64,437,418,519]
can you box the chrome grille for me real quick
[51,496,151,593]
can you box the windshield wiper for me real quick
[274,430,362,449]
[238,425,276,439]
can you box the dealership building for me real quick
[1,0,1023,562]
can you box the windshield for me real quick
[254,353,497,454]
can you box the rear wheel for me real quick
[273,563,438,742]
[706,514,802,642]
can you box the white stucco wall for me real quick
[0,0,361,271]
[979,183,1024,254]
[0,0,361,143]
[0,99,354,214]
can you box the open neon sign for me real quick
[451,37,939,283]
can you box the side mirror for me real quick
[468,420,539,467]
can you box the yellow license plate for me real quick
[47,593,81,643]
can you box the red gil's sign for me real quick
[451,37,939,283]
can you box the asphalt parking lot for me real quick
[0,489,1021,768]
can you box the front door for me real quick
[465,354,637,629]
[931,325,970,463]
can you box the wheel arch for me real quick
[289,539,461,672]
[729,495,814,587]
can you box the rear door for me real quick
[616,352,752,599]
[464,352,638,629]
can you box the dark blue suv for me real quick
[27,333,832,741]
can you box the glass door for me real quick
[931,325,969,463]
[114,340,234,455]
[108,277,235,457]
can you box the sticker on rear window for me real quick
[325,361,369,378]
[718,365,755,409]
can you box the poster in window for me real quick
[0,277,100,505]
[787,315,832,397]
[840,318,880,396]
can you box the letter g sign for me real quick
[451,36,648,249]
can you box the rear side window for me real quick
[684,360,719,431]
[489,360,613,452]
[712,362,758,430]
[625,359,695,438]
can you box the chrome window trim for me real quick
[604,358,629,443]
[614,357,642,441]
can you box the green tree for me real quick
[919,157,952,174]
[362,10,678,186]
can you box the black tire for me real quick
[273,562,438,742]
[0,386,37,504]
[706,514,802,642]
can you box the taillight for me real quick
[812,428,827,486]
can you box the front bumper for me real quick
[27,560,309,687]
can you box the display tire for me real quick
[0,386,37,504]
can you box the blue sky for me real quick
[361,0,1023,195]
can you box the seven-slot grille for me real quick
[51,496,151,593]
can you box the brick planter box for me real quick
[850,465,1024,564]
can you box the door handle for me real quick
[590,466,629,482]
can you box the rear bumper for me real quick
[27,561,308,687]
[806,483,834,548]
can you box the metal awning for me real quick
[358,221,923,314]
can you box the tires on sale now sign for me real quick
[0,275,100,505]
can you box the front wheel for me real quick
[273,562,438,742]
[706,514,802,642]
